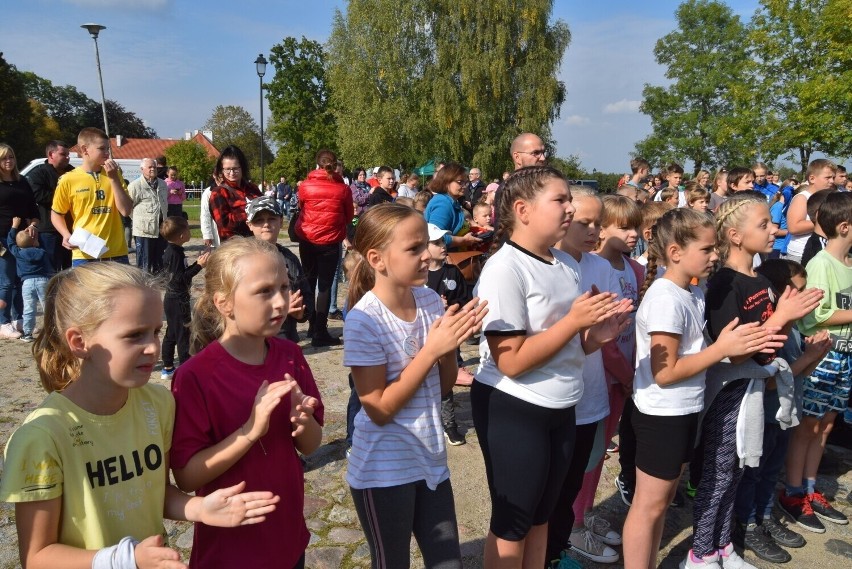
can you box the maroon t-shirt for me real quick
[171,338,324,568]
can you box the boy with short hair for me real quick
[245,196,312,343]
[159,216,208,379]
[659,186,679,206]
[686,183,710,213]
[779,191,852,533]
[8,217,53,341]
[727,167,756,193]
[50,127,133,265]
[663,162,685,206]
[627,157,651,188]
[413,189,432,213]
[800,189,833,268]
[367,166,395,207]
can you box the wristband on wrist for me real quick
[92,536,139,569]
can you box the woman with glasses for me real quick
[0,144,41,339]
[208,145,262,241]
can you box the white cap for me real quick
[427,223,449,242]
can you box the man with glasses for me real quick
[492,133,548,231]
[25,140,74,271]
[465,167,487,211]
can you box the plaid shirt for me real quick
[209,182,261,240]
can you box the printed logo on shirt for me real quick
[402,335,419,357]
[86,443,163,489]
[443,278,457,291]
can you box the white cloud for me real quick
[602,99,642,114]
[564,115,590,126]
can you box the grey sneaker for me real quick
[584,513,621,546]
[568,528,619,564]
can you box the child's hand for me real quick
[199,480,280,527]
[566,286,621,329]
[242,380,295,441]
[134,535,185,569]
[715,318,786,358]
[775,286,824,322]
[424,298,488,358]
[288,290,304,318]
[441,294,448,308]
[11,217,21,229]
[587,299,633,345]
[803,330,832,361]
[196,251,210,267]
[287,376,319,438]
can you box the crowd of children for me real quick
[1,146,851,569]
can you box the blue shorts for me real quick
[802,349,852,418]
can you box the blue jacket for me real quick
[8,228,53,280]
[423,193,466,248]
[754,181,779,201]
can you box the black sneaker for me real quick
[311,333,341,347]
[743,523,791,563]
[670,488,685,508]
[328,310,344,321]
[778,491,826,533]
[809,491,849,525]
[444,426,466,446]
[761,518,805,548]
[614,474,634,506]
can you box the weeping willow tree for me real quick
[327,0,570,176]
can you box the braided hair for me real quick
[713,194,765,264]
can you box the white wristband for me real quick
[92,536,139,569]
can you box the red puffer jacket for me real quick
[295,169,355,245]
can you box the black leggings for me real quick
[350,479,462,569]
[298,241,341,334]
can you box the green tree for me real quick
[266,37,338,182]
[202,105,272,182]
[327,0,570,177]
[164,141,216,189]
[0,53,37,161]
[743,0,850,172]
[635,0,751,174]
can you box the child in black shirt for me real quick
[160,216,208,379]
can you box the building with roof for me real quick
[70,131,219,162]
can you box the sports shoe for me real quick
[19,334,34,343]
[671,488,686,508]
[311,333,341,347]
[569,527,619,564]
[0,322,22,339]
[761,517,805,548]
[548,551,582,569]
[777,491,825,533]
[615,473,634,506]
[584,513,621,546]
[679,550,721,569]
[444,426,465,446]
[808,490,849,525]
[14,319,23,333]
[328,310,344,321]
[455,368,475,386]
[717,542,757,568]
[161,367,176,380]
[742,523,790,563]
[686,480,698,499]
[606,439,619,453]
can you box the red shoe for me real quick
[455,368,475,386]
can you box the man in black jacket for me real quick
[25,140,73,271]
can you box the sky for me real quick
[3,0,761,174]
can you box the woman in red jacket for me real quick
[295,149,355,347]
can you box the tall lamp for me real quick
[81,24,110,144]
[255,53,268,187]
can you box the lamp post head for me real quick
[81,23,106,39]
[255,54,268,78]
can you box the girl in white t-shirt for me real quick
[473,166,631,569]
[622,208,780,569]
[342,203,486,569]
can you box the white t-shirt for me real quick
[575,253,612,424]
[474,241,585,409]
[633,278,708,416]
[343,287,448,490]
[785,189,812,258]
[609,259,641,364]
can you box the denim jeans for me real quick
[135,236,164,273]
[734,422,791,524]
[39,231,71,272]
[0,247,22,325]
[329,251,344,313]
[72,255,130,267]
[22,277,49,336]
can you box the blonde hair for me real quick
[347,203,423,309]
[640,208,715,302]
[640,201,674,231]
[600,194,642,229]
[15,230,35,248]
[0,144,20,180]
[77,126,108,147]
[714,194,766,263]
[33,263,163,393]
[191,237,286,354]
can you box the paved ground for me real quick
[0,237,851,568]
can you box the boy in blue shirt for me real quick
[8,217,54,341]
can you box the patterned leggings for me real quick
[691,380,749,557]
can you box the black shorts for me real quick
[633,407,700,481]
[471,381,576,541]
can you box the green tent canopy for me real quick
[414,159,440,177]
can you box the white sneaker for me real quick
[717,543,757,569]
[680,550,721,569]
[584,513,622,546]
[0,322,22,339]
[569,527,619,564]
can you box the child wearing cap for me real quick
[426,223,473,446]
[160,216,209,379]
[245,196,313,342]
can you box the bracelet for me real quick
[92,536,139,569]
[240,424,256,443]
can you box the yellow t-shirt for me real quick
[0,384,174,549]
[52,167,129,260]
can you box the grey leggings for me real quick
[350,479,462,569]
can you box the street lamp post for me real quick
[81,24,110,143]
[255,54,268,188]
